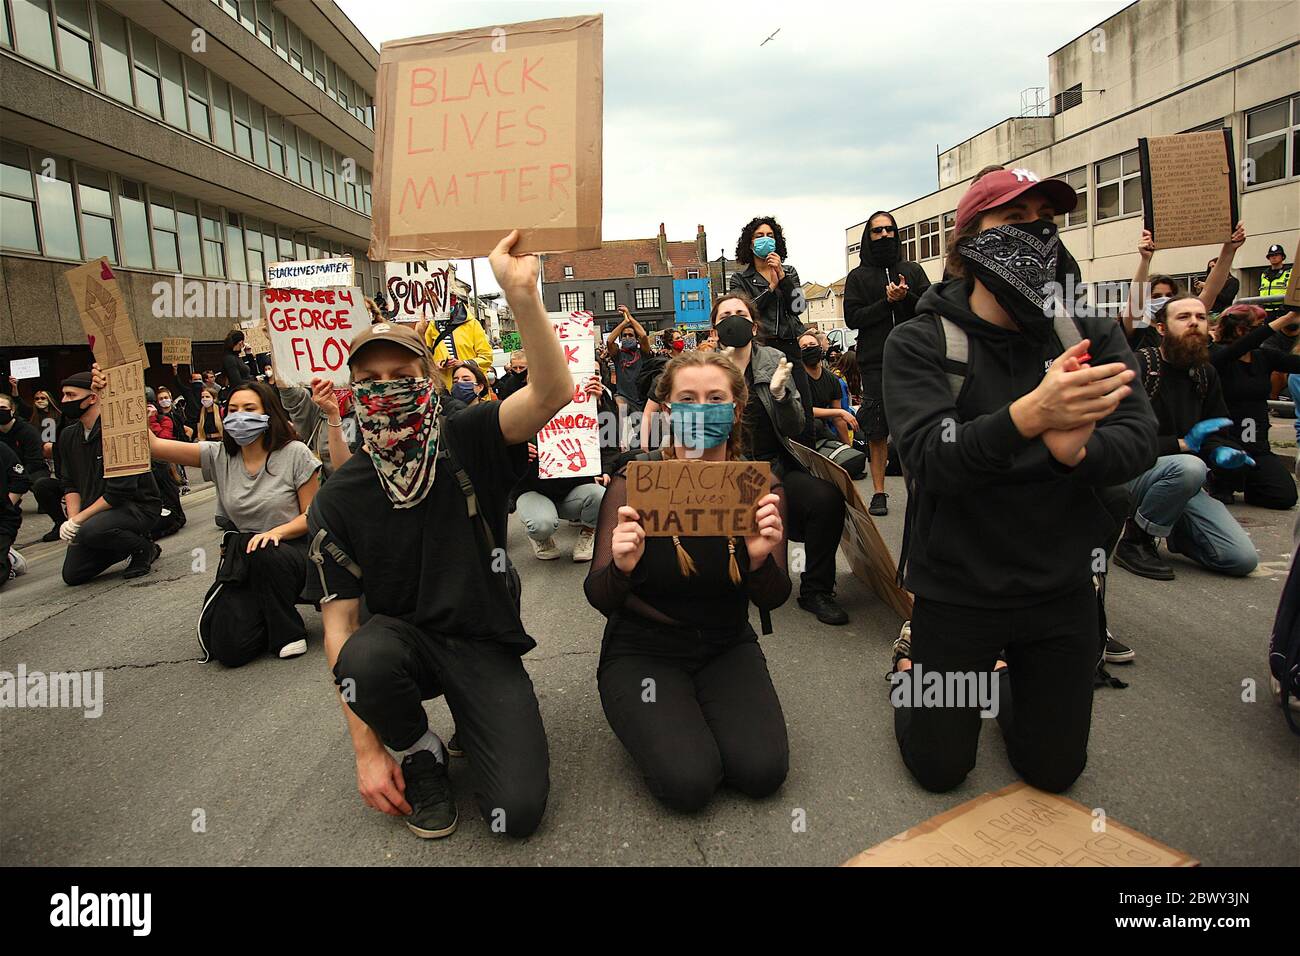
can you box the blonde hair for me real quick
[653,350,750,586]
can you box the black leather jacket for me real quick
[728,264,807,343]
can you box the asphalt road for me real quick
[2,470,1297,867]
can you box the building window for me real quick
[95,5,133,104]
[149,190,180,273]
[36,154,79,259]
[847,243,860,255]
[0,140,39,252]
[1054,83,1082,114]
[559,291,584,312]
[899,224,917,262]
[211,80,236,153]
[1052,167,1088,228]
[635,262,650,277]
[1245,94,1300,186]
[55,0,94,86]
[1,0,11,47]
[12,0,56,69]
[603,291,617,312]
[918,217,940,260]
[184,57,211,140]
[130,24,162,117]
[635,287,660,310]
[158,44,186,129]
[244,216,265,283]
[254,0,273,46]
[76,165,117,264]
[563,265,574,279]
[1095,149,1142,220]
[686,269,699,279]
[200,206,225,278]
[174,197,203,276]
[117,177,152,269]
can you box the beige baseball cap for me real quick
[347,322,428,366]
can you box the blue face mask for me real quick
[752,235,777,259]
[224,411,270,446]
[669,402,735,450]
[451,381,478,403]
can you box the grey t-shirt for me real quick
[200,440,320,532]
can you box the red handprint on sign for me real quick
[557,438,588,472]
[538,449,563,477]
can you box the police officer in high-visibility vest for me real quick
[1261,243,1294,318]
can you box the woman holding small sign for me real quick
[585,350,791,812]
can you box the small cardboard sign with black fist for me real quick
[626,460,771,537]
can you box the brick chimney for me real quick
[696,224,707,267]
[657,222,669,273]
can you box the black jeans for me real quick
[333,615,550,838]
[204,537,308,667]
[0,525,15,587]
[1212,449,1298,510]
[895,582,1098,794]
[62,504,157,585]
[598,622,788,812]
[30,476,65,528]
[782,467,845,597]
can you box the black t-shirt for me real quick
[308,401,531,650]
[804,366,841,408]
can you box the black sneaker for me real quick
[868,492,888,517]
[401,749,457,839]
[1113,526,1174,581]
[123,543,161,579]
[798,592,849,626]
[1104,632,1136,664]
[446,732,465,758]
[42,524,63,543]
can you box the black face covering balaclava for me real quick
[957,220,1061,343]
[863,211,901,267]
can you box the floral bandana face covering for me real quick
[351,376,440,508]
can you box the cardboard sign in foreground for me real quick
[1138,130,1237,250]
[786,441,913,620]
[369,15,603,260]
[844,782,1197,867]
[161,337,192,366]
[65,258,147,370]
[627,460,770,537]
[99,360,151,477]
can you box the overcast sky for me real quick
[339,0,1132,295]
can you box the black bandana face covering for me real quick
[867,234,901,266]
[958,221,1061,342]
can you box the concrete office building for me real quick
[0,0,381,388]
[845,0,1300,308]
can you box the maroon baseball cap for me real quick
[954,168,1078,234]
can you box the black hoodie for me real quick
[883,278,1158,608]
[844,211,932,369]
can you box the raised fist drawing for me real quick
[736,464,765,506]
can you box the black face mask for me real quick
[715,315,754,348]
[60,396,90,420]
[801,346,824,366]
[957,220,1061,343]
[867,234,901,266]
[0,408,12,426]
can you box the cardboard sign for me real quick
[65,258,146,369]
[9,357,40,380]
[1138,131,1238,250]
[844,782,1197,867]
[787,441,913,620]
[626,459,771,537]
[1285,241,1300,308]
[238,321,273,356]
[268,256,354,290]
[262,287,365,387]
[99,360,151,477]
[500,331,521,353]
[384,260,453,322]
[161,337,192,366]
[369,15,603,260]
[537,311,600,479]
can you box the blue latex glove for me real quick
[1183,418,1232,453]
[1211,446,1255,470]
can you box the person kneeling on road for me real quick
[310,230,574,841]
[56,372,162,584]
[133,374,322,666]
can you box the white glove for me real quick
[770,357,792,401]
[60,518,81,542]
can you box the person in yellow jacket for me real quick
[414,302,494,391]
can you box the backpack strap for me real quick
[307,526,361,604]
[936,316,968,403]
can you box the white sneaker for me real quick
[8,548,27,576]
[278,638,308,659]
[573,528,596,563]
[530,536,561,560]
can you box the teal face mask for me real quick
[669,402,735,450]
[752,236,777,258]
